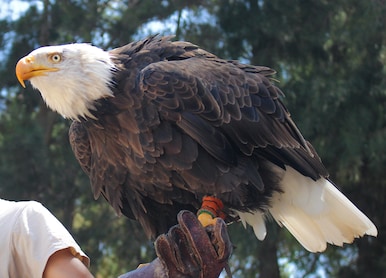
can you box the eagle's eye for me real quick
[49,53,62,63]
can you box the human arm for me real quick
[43,248,93,278]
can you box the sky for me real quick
[0,0,42,20]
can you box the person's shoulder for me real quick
[0,199,46,217]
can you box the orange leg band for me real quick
[197,196,226,220]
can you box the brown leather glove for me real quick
[118,210,232,278]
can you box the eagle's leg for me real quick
[197,196,226,227]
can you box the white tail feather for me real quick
[236,166,377,252]
[237,211,267,240]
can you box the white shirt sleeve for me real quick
[0,199,90,278]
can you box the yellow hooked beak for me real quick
[15,55,59,88]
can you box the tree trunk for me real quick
[258,223,281,278]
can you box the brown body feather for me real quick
[69,36,327,238]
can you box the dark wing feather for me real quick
[139,56,327,184]
[69,120,135,218]
[88,129,128,210]
[69,121,91,175]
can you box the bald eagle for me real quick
[16,35,376,252]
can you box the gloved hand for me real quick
[118,210,232,278]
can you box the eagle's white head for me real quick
[16,44,115,120]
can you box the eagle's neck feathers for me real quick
[29,44,116,120]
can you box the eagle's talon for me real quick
[198,211,218,227]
